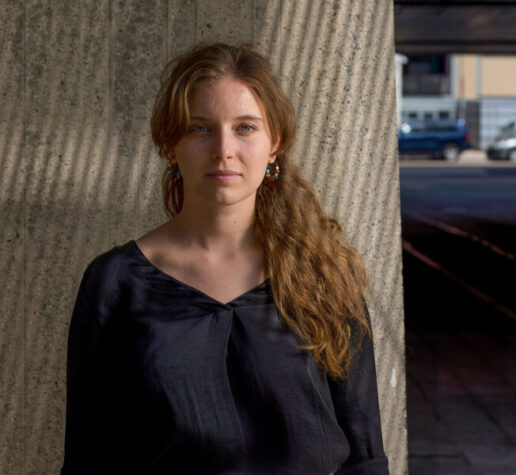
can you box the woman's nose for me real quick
[211,128,235,159]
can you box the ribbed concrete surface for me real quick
[0,1,406,473]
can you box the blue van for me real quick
[398,119,471,161]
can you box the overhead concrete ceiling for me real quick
[395,1,516,54]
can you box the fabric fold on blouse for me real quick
[61,240,389,475]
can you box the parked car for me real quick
[397,119,471,161]
[486,120,516,161]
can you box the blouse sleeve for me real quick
[61,267,118,474]
[328,304,390,475]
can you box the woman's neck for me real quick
[166,198,258,257]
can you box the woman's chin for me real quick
[199,190,256,208]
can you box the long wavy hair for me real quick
[150,42,370,380]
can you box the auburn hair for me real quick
[150,42,370,380]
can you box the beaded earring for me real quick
[167,163,181,183]
[265,162,280,180]
[167,152,181,183]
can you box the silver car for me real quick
[487,121,516,161]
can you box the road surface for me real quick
[400,165,516,474]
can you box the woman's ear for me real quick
[270,136,281,160]
[168,150,177,164]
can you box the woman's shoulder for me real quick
[79,240,137,314]
[85,240,135,279]
[80,220,178,307]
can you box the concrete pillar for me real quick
[0,1,406,473]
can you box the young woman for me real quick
[61,42,389,474]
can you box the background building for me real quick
[394,0,516,151]
[399,53,516,149]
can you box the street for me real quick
[400,164,516,474]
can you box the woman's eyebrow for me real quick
[190,115,263,122]
[236,115,263,121]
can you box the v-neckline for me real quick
[130,240,270,307]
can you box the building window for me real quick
[403,55,450,95]
[438,110,450,119]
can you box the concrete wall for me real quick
[0,1,406,473]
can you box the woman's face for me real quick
[173,75,279,210]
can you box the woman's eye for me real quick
[191,125,208,133]
[238,124,255,133]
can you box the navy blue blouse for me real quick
[61,240,389,474]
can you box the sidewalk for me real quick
[404,251,516,474]
[407,330,516,475]
[399,149,516,167]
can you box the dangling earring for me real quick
[265,161,280,180]
[167,152,181,183]
[167,163,181,183]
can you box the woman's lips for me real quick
[206,171,241,181]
